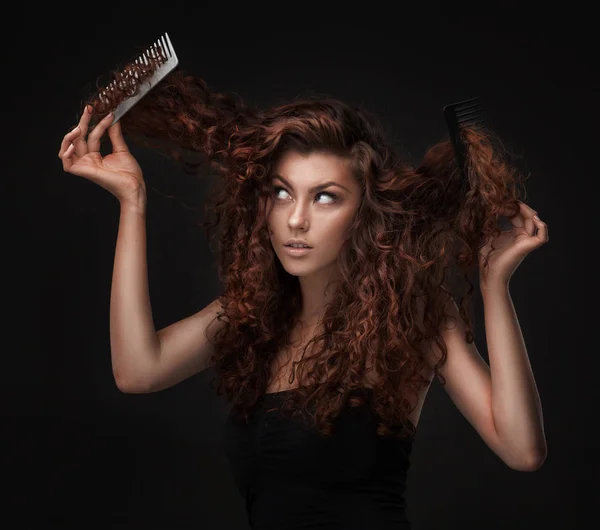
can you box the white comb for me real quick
[98,32,179,125]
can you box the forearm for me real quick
[109,194,161,392]
[482,282,547,468]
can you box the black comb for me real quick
[443,97,484,184]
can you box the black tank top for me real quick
[223,388,413,529]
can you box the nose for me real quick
[288,204,309,230]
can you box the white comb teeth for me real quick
[98,32,179,125]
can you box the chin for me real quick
[279,262,315,277]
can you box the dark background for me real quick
[5,2,584,529]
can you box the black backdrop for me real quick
[5,2,584,529]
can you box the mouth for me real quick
[283,244,313,256]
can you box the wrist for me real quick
[480,277,510,297]
[119,187,147,215]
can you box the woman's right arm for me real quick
[59,106,224,394]
[111,199,224,393]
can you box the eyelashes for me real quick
[272,186,339,204]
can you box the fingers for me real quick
[497,204,524,229]
[513,201,548,241]
[60,142,76,171]
[58,125,83,172]
[58,104,94,163]
[87,111,115,152]
[73,105,94,157]
[517,201,539,237]
[532,214,548,243]
[107,120,130,153]
[499,201,539,236]
[58,125,81,158]
[58,106,123,176]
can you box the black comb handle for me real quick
[443,97,483,183]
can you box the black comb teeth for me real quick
[443,97,484,185]
[444,97,484,128]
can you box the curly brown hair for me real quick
[84,60,526,441]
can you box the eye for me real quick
[272,186,338,204]
[272,186,287,199]
[315,191,339,204]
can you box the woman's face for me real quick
[266,150,362,277]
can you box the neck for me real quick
[297,262,342,327]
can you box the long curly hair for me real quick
[84,59,526,440]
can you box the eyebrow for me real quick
[272,174,352,193]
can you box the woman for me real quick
[58,66,548,529]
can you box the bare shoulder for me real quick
[412,289,459,370]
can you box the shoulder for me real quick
[413,288,463,371]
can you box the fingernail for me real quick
[105,112,113,118]
[533,215,540,220]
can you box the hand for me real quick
[58,105,146,205]
[479,201,549,287]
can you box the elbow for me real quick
[507,447,547,472]
[113,370,153,394]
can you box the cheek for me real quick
[328,211,356,240]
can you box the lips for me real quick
[284,240,313,248]
[283,244,313,256]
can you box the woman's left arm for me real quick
[423,201,549,471]
[480,280,547,470]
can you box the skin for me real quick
[266,150,362,327]
[59,107,548,470]
[265,151,548,469]
[58,106,145,208]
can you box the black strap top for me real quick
[223,388,414,530]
